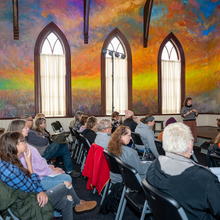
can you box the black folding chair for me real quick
[154,140,165,155]
[73,129,83,164]
[210,153,220,167]
[142,179,188,220]
[131,132,147,158]
[51,121,61,133]
[103,150,125,217]
[116,158,151,220]
[79,134,91,172]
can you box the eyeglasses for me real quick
[17,139,27,144]
[27,119,33,122]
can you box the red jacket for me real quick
[82,143,110,194]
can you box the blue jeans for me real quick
[42,142,73,173]
[41,174,72,190]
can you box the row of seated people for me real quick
[70,110,160,159]
[0,116,97,219]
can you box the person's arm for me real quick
[27,130,48,147]
[147,132,159,157]
[192,107,198,116]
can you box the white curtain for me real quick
[162,60,181,114]
[40,54,66,116]
[106,57,128,115]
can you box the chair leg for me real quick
[74,144,79,159]
[80,155,87,172]
[115,186,126,220]
[140,200,150,220]
[100,180,110,205]
[118,198,127,220]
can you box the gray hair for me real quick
[20,114,32,121]
[163,122,193,154]
[97,119,111,131]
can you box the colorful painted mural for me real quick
[0,0,219,117]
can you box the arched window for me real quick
[101,28,132,115]
[34,22,71,116]
[158,32,185,114]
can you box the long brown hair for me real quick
[34,117,46,133]
[0,131,31,178]
[108,125,130,157]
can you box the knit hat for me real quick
[165,117,177,127]
[125,110,138,123]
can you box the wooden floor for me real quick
[197,126,219,143]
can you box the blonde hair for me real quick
[163,122,192,153]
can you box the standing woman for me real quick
[181,97,198,142]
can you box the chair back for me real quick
[69,126,76,138]
[142,179,188,220]
[210,154,220,167]
[79,134,91,152]
[131,132,144,145]
[74,128,82,145]
[116,158,143,192]
[51,122,61,132]
[155,140,165,155]
[56,121,65,132]
[103,150,121,174]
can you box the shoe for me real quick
[74,200,97,212]
[69,170,80,178]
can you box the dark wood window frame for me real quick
[84,0,90,44]
[143,0,154,47]
[34,22,72,116]
[158,32,185,114]
[101,27,132,115]
[12,0,19,40]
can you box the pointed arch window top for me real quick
[41,32,64,55]
[106,37,125,57]
[162,41,179,61]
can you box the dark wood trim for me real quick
[12,0,19,40]
[34,22,72,116]
[143,0,153,47]
[101,27,132,115]
[157,32,185,114]
[84,0,90,44]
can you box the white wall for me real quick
[0,114,219,134]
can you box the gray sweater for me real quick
[94,132,111,149]
[135,122,159,158]
[110,145,151,184]
[181,106,198,121]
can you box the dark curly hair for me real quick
[108,125,130,157]
[0,131,31,178]
[183,97,192,107]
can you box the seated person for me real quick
[108,126,151,184]
[207,133,220,167]
[157,117,177,141]
[146,122,220,220]
[122,110,138,132]
[69,111,84,131]
[79,115,89,133]
[135,115,159,158]
[82,116,97,145]
[27,117,80,178]
[94,119,111,149]
[7,119,72,190]
[111,111,122,132]
[0,132,97,219]
[21,114,34,129]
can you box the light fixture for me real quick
[102,48,107,55]
[108,51,114,57]
[115,52,120,57]
[121,54,126,59]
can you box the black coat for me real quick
[82,129,96,145]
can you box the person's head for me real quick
[97,119,112,134]
[165,117,177,127]
[34,113,45,126]
[80,115,89,126]
[125,110,134,119]
[7,119,29,138]
[0,131,31,177]
[21,114,33,129]
[140,115,155,127]
[75,111,84,121]
[108,125,131,157]
[35,117,46,132]
[111,111,119,120]
[183,97,192,107]
[163,122,193,158]
[86,116,97,131]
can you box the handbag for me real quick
[52,132,69,144]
